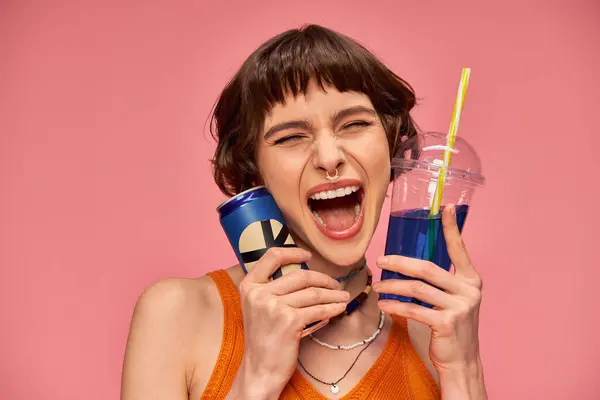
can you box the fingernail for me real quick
[372,282,381,291]
[450,205,456,217]
[377,256,388,265]
[343,291,351,300]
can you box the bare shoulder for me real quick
[134,275,220,314]
[121,267,244,399]
[128,275,223,346]
[407,319,439,386]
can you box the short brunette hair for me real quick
[210,24,419,197]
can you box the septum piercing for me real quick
[325,169,339,181]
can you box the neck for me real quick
[302,251,367,293]
[302,250,380,329]
[293,242,380,333]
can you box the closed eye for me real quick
[274,134,305,145]
[342,120,373,130]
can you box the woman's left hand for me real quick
[372,204,483,375]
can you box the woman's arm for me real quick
[120,279,197,400]
[437,360,487,400]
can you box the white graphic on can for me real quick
[238,219,302,278]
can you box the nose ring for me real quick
[325,169,339,181]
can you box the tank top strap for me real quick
[201,270,245,400]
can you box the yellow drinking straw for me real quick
[430,68,471,216]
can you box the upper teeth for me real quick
[310,185,360,200]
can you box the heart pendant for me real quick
[331,384,340,394]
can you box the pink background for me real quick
[1,1,599,399]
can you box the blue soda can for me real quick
[217,186,328,335]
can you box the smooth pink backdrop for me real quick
[1,1,599,399]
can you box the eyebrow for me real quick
[331,105,377,125]
[263,105,377,140]
[264,120,312,140]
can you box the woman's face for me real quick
[256,82,391,267]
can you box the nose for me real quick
[311,135,345,178]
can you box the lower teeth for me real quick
[311,203,361,228]
[312,210,326,226]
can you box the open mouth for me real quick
[307,182,365,239]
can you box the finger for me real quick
[268,270,342,295]
[377,255,462,294]
[246,247,311,284]
[442,205,482,286]
[373,279,459,309]
[442,205,478,277]
[282,287,350,308]
[300,302,348,326]
[378,300,440,327]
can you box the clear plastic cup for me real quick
[380,131,485,307]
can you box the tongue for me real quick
[313,197,357,231]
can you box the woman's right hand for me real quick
[227,247,350,400]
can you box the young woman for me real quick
[121,24,487,400]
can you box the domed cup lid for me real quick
[392,131,485,186]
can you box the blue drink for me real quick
[380,205,469,307]
[381,131,485,308]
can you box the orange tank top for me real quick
[201,270,441,400]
